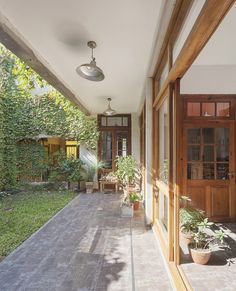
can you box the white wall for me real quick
[181,65,236,94]
[131,113,140,164]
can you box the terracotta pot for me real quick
[133,201,140,211]
[180,231,194,245]
[190,247,212,265]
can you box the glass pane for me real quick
[217,164,229,180]
[203,146,214,161]
[215,128,229,145]
[203,128,214,144]
[101,132,112,169]
[203,164,214,179]
[188,146,200,161]
[217,103,230,117]
[117,132,128,157]
[159,99,169,183]
[187,128,200,144]
[216,145,229,161]
[187,102,200,116]
[122,117,128,126]
[159,191,168,231]
[101,117,107,126]
[107,117,122,126]
[188,163,203,179]
[202,103,215,116]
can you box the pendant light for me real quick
[103,98,116,116]
[76,41,105,81]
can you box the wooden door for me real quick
[183,123,235,222]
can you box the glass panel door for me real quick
[158,99,169,231]
[101,132,113,169]
[187,127,229,180]
[116,132,128,157]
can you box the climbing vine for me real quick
[0,44,99,190]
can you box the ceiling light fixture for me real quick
[103,98,116,116]
[76,41,105,81]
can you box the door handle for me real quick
[228,172,235,178]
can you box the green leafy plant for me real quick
[0,43,99,190]
[115,155,138,186]
[192,218,228,250]
[180,196,205,234]
[129,192,141,203]
[50,152,84,189]
[84,161,105,182]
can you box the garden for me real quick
[0,44,99,259]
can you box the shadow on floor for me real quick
[180,223,236,291]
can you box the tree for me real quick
[0,44,99,190]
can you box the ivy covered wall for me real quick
[0,44,99,190]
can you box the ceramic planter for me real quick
[85,182,94,194]
[120,204,133,217]
[180,231,194,245]
[190,247,212,265]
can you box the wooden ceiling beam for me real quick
[154,0,194,79]
[0,13,89,115]
[153,0,235,108]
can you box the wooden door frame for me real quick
[98,114,132,172]
[182,119,235,222]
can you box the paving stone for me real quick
[0,193,173,291]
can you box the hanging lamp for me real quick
[103,98,116,116]
[76,41,105,81]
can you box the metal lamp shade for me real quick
[103,98,116,116]
[76,61,104,81]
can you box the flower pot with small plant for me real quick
[180,196,205,245]
[115,155,138,195]
[189,218,227,265]
[129,192,141,211]
[120,197,134,217]
[85,161,105,194]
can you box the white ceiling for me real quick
[0,0,164,114]
[193,2,236,66]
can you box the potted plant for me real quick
[189,218,227,265]
[129,192,141,211]
[180,196,205,245]
[85,166,96,193]
[120,196,133,217]
[85,161,105,193]
[115,155,138,194]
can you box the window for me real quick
[186,100,231,118]
[99,116,129,127]
[158,98,169,232]
[101,132,113,169]
[66,141,79,158]
[159,99,169,183]
[187,128,229,180]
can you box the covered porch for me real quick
[1,0,236,290]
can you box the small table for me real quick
[99,180,118,193]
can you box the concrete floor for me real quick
[0,193,173,291]
[180,223,236,291]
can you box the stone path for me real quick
[0,193,173,291]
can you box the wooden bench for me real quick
[99,180,118,193]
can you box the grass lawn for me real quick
[0,190,76,258]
